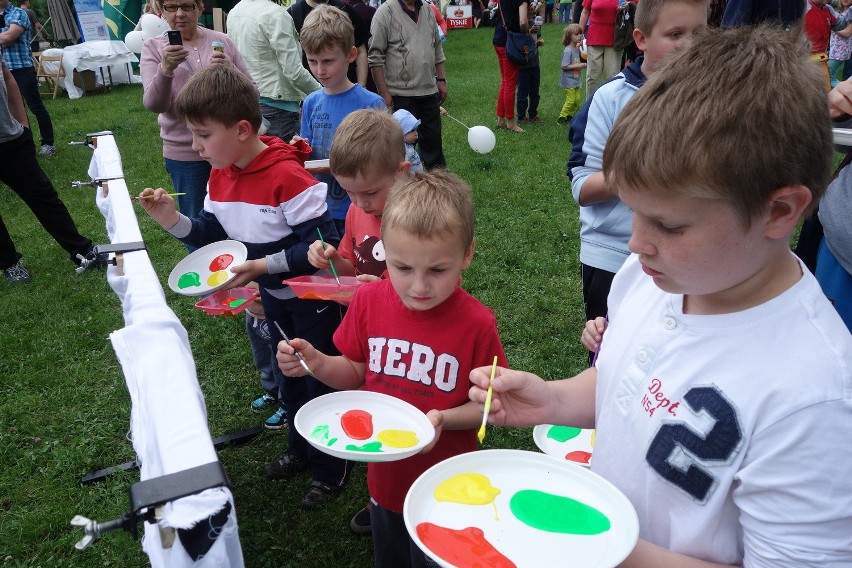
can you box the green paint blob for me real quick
[345,441,383,453]
[547,425,582,443]
[178,271,201,289]
[228,298,248,308]
[311,424,337,446]
[509,489,610,535]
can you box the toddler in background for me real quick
[829,0,852,86]
[559,23,585,124]
[393,109,423,174]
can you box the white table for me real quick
[47,40,139,99]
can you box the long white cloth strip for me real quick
[88,135,244,567]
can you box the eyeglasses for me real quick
[161,3,197,12]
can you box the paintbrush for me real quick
[477,356,499,444]
[272,320,316,377]
[316,228,342,287]
[130,192,186,201]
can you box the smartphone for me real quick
[166,30,183,46]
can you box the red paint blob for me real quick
[565,451,592,464]
[209,254,234,272]
[416,522,516,568]
[341,409,373,440]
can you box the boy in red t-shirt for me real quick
[805,0,838,90]
[305,109,412,281]
[278,170,508,568]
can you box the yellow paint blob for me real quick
[207,270,229,286]
[434,473,501,505]
[376,429,418,448]
[591,430,596,448]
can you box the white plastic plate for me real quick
[167,240,247,296]
[294,390,436,462]
[533,424,595,468]
[404,449,639,568]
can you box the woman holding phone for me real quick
[140,0,251,219]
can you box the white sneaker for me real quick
[39,144,56,156]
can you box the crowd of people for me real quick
[2,0,852,565]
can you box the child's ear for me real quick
[763,184,813,240]
[348,45,358,64]
[397,161,412,175]
[462,238,476,269]
[236,119,254,140]
[633,28,647,52]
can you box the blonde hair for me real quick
[382,170,475,252]
[635,0,708,35]
[563,23,583,46]
[300,5,354,57]
[603,25,831,224]
[175,65,261,130]
[330,109,405,178]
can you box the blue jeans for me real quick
[558,2,571,23]
[260,104,299,142]
[163,158,211,220]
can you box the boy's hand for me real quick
[581,316,608,353]
[419,409,444,454]
[227,258,269,288]
[829,79,852,118]
[276,337,317,377]
[137,188,180,229]
[468,366,552,428]
[290,134,306,145]
[307,239,337,270]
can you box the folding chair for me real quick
[35,52,65,99]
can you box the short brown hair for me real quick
[603,25,832,223]
[381,170,475,252]
[300,4,354,57]
[635,0,708,36]
[174,65,261,131]
[330,108,405,178]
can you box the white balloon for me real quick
[140,13,169,38]
[125,30,146,53]
[468,125,496,154]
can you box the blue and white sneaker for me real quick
[264,406,288,430]
[251,393,276,412]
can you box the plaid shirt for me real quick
[1,5,33,70]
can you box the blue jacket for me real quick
[567,56,645,274]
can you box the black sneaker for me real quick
[301,480,341,509]
[3,260,31,283]
[349,504,372,535]
[265,453,308,480]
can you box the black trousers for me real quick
[10,66,54,146]
[392,93,446,170]
[581,263,615,366]
[0,128,91,269]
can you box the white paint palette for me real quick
[295,390,435,462]
[533,424,595,468]
[403,449,639,568]
[167,240,248,296]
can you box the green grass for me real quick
[0,24,589,567]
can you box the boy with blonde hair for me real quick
[568,0,708,363]
[472,25,852,566]
[279,170,508,566]
[138,65,351,509]
[307,108,409,281]
[298,5,385,236]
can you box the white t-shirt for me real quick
[592,254,852,566]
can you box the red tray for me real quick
[194,287,258,316]
[284,275,362,305]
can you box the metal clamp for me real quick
[68,131,114,148]
[70,461,231,552]
[75,241,147,275]
[70,177,123,189]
